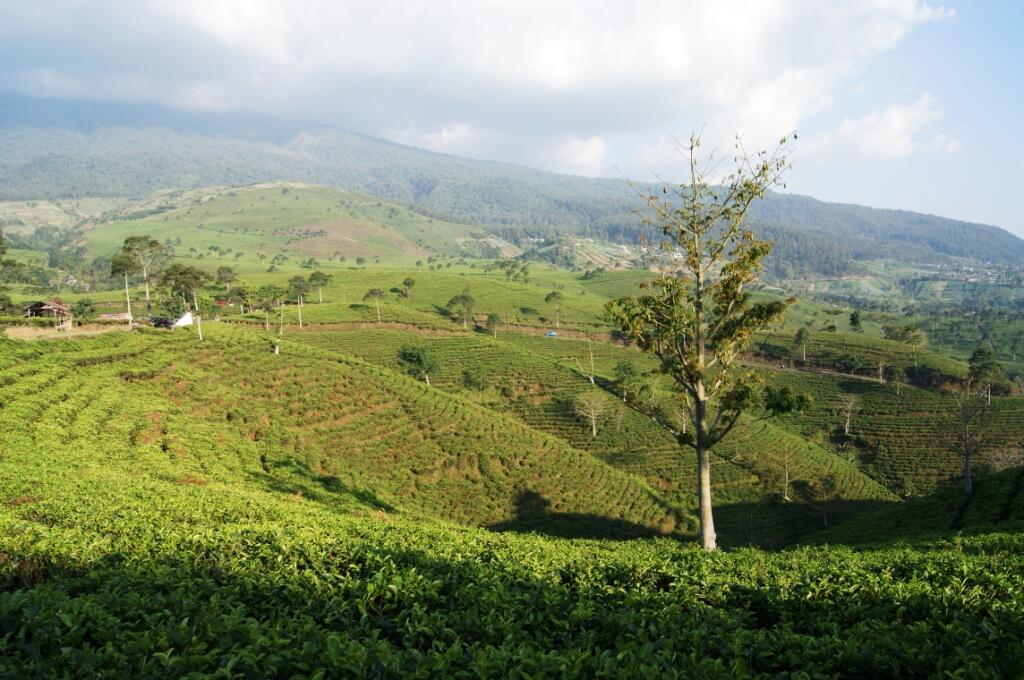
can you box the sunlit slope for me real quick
[0,328,682,537]
[81,183,500,261]
[765,368,1024,494]
[293,327,897,546]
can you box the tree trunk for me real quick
[318,286,323,304]
[556,306,560,329]
[123,272,133,325]
[297,295,303,329]
[376,299,381,323]
[142,266,150,304]
[425,373,431,387]
[264,310,270,332]
[694,397,716,550]
[590,413,597,438]
[802,344,806,363]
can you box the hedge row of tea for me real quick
[3,468,1023,676]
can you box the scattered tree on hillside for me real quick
[485,313,501,338]
[121,236,167,308]
[573,389,607,438]
[849,310,863,333]
[109,253,138,325]
[402,277,415,299]
[70,298,95,323]
[288,276,309,328]
[794,327,810,363]
[364,288,385,323]
[309,271,332,303]
[159,264,211,339]
[968,344,1007,405]
[446,291,476,329]
[216,266,237,292]
[397,345,439,386]
[947,377,992,498]
[612,360,642,402]
[605,132,803,550]
[888,365,907,397]
[876,359,888,384]
[544,291,563,328]
[573,335,597,385]
[841,395,860,437]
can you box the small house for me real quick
[23,300,72,330]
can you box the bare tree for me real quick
[573,389,607,438]
[573,335,597,385]
[841,395,860,437]
[948,378,991,497]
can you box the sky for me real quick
[1,1,1022,235]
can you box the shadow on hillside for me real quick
[486,490,686,542]
[248,458,396,514]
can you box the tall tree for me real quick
[605,132,802,550]
[309,271,332,303]
[544,291,563,328]
[397,345,438,386]
[794,327,810,363]
[573,389,607,438]
[968,344,1007,405]
[288,275,309,328]
[948,377,991,497]
[109,253,138,325]
[216,266,237,292]
[612,361,642,402]
[121,236,166,307]
[363,288,385,323]
[402,277,415,299]
[485,313,501,338]
[159,264,210,339]
[446,292,476,329]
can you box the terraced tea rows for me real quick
[764,368,1024,493]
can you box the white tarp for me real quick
[173,311,193,327]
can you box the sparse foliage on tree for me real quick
[446,291,476,329]
[605,131,803,550]
[573,389,607,438]
[364,288,385,323]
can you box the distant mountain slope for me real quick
[4,93,1023,268]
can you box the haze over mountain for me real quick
[3,93,1024,271]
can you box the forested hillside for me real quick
[4,94,1024,274]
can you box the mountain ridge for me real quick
[3,93,1023,269]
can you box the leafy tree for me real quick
[402,277,415,299]
[573,389,607,438]
[216,266,237,292]
[308,271,332,303]
[0,228,5,256]
[159,264,210,308]
[446,292,476,329]
[794,327,810,363]
[968,344,1008,404]
[461,367,488,391]
[363,288,385,323]
[612,361,642,402]
[848,310,863,333]
[397,345,438,386]
[70,298,96,322]
[605,132,803,551]
[121,236,167,306]
[544,291,563,328]
[485,313,501,338]
[356,256,366,265]
[887,365,907,397]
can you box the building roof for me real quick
[24,300,71,315]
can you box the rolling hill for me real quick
[4,93,1024,273]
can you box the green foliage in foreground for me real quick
[1,328,1023,676]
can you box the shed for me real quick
[23,300,72,330]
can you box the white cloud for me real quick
[0,1,955,173]
[545,136,607,176]
[803,94,960,161]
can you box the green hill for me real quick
[1,327,1022,675]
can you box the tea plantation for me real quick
[3,325,1024,676]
